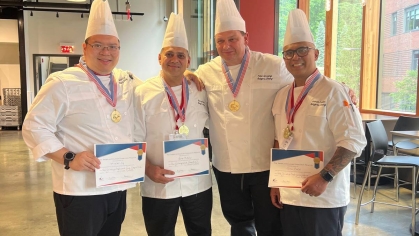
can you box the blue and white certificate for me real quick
[269,149,324,188]
[95,142,146,188]
[163,138,210,178]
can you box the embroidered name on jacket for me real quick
[310,100,326,107]
[198,99,206,107]
[257,75,273,80]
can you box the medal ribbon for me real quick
[163,77,189,130]
[221,47,250,99]
[285,69,321,131]
[77,63,117,108]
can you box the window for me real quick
[308,0,326,75]
[335,0,363,98]
[182,0,216,71]
[392,12,397,35]
[413,50,419,71]
[376,1,419,113]
[276,0,297,56]
[405,5,419,32]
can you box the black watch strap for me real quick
[320,169,334,182]
[63,151,76,170]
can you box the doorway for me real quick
[32,54,81,96]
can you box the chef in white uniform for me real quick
[270,9,367,236]
[134,13,212,236]
[22,0,142,235]
[192,0,293,235]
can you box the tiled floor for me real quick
[0,129,417,236]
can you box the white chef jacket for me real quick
[22,66,142,196]
[272,75,367,208]
[134,75,212,199]
[195,50,293,173]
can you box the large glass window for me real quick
[182,0,215,71]
[377,0,419,113]
[335,0,363,97]
[308,0,326,75]
[277,0,297,55]
[405,5,419,32]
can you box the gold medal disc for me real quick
[229,100,240,112]
[179,124,189,135]
[283,126,292,139]
[111,109,122,123]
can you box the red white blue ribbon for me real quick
[163,77,189,130]
[221,47,250,99]
[77,63,117,108]
[285,69,321,130]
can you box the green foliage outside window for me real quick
[390,70,418,112]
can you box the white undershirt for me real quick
[227,64,241,82]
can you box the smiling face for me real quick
[159,46,190,83]
[283,41,319,84]
[215,30,248,66]
[82,34,120,75]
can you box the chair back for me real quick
[366,120,389,161]
[393,116,419,131]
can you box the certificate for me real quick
[95,142,146,188]
[269,149,324,188]
[163,138,210,178]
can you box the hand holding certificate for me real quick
[163,138,210,178]
[269,149,324,188]
[95,142,147,188]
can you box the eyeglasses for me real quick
[164,52,187,60]
[282,47,314,60]
[87,43,120,52]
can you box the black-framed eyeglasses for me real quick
[87,43,120,52]
[282,47,314,60]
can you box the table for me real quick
[391,130,419,236]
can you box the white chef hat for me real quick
[215,0,246,35]
[283,9,314,46]
[85,0,119,40]
[162,12,188,50]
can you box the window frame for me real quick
[392,12,397,35]
[405,5,419,32]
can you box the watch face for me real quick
[323,172,333,182]
[64,152,75,161]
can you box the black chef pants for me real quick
[213,167,282,236]
[280,204,347,236]
[142,188,212,236]
[53,190,127,236]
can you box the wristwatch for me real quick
[320,169,334,182]
[63,151,76,170]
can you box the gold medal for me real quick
[111,109,122,123]
[283,126,292,139]
[179,124,189,135]
[229,100,240,112]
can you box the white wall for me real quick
[0,20,18,43]
[24,0,173,106]
[0,19,20,105]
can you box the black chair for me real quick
[355,120,419,236]
[389,116,419,155]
